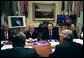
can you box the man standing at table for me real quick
[1,24,13,41]
[42,23,59,40]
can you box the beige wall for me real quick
[26,1,63,27]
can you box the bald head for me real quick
[28,25,34,32]
[70,24,75,30]
[2,24,9,31]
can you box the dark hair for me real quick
[48,23,53,26]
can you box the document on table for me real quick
[73,39,83,45]
[1,45,13,50]
[50,42,60,46]
[1,41,8,45]
[24,46,33,48]
[48,40,60,46]
[51,49,55,53]
[1,45,33,50]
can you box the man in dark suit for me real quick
[25,25,38,39]
[42,23,59,40]
[1,47,39,57]
[49,29,83,57]
[1,31,40,57]
[1,24,13,41]
[69,24,78,39]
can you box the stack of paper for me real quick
[73,39,83,45]
[1,41,8,45]
[1,45,13,50]
[51,49,55,53]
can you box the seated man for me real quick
[24,25,38,39]
[69,24,78,39]
[42,23,59,40]
[1,24,13,41]
[49,29,83,57]
[1,31,40,57]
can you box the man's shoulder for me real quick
[56,41,72,48]
[52,29,58,34]
[24,30,29,34]
[13,47,35,50]
[43,29,48,32]
[13,47,36,54]
[57,41,83,48]
[34,30,38,33]
[1,29,4,32]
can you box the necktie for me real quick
[6,31,8,39]
[30,32,33,36]
[4,31,8,39]
[49,30,52,39]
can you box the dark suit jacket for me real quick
[25,30,38,39]
[49,41,83,57]
[42,29,59,40]
[1,47,39,57]
[72,30,78,39]
[1,29,13,41]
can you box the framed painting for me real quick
[32,3,56,21]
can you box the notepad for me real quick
[1,45,13,50]
[51,49,55,53]
[24,46,33,48]
[73,39,83,45]
[1,41,8,45]
[49,42,60,46]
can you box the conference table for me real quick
[1,39,60,57]
[1,38,83,57]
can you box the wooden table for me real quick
[25,40,52,57]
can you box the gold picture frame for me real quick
[32,3,56,21]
